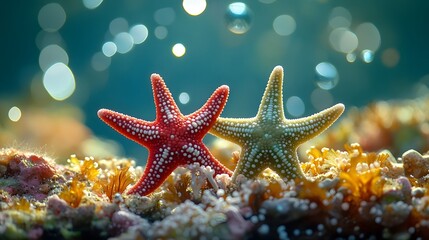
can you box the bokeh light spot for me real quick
[109,18,129,36]
[129,24,149,44]
[102,41,117,57]
[43,63,76,101]
[172,43,186,57]
[39,44,69,72]
[226,2,252,34]
[179,92,190,104]
[83,0,103,9]
[361,49,374,63]
[286,96,305,117]
[381,48,400,67]
[329,7,352,29]
[315,62,339,90]
[154,26,168,40]
[329,28,358,53]
[91,52,111,71]
[154,8,176,25]
[273,15,296,36]
[355,22,381,52]
[182,0,207,16]
[114,32,134,54]
[346,53,356,63]
[8,106,22,122]
[38,3,66,32]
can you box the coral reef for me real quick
[3,95,429,239]
[2,140,429,239]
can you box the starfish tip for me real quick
[218,85,230,93]
[97,108,109,118]
[273,65,284,72]
[150,73,163,82]
[334,103,346,113]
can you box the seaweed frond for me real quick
[96,166,134,202]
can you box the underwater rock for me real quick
[402,149,429,178]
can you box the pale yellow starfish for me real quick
[210,66,345,181]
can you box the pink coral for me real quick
[1,148,57,200]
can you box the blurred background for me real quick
[1,0,429,163]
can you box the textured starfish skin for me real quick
[98,74,232,196]
[210,66,345,181]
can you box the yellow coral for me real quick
[10,197,32,212]
[68,155,99,182]
[339,144,386,202]
[59,178,86,208]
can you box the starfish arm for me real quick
[210,117,257,145]
[231,145,265,181]
[98,109,158,146]
[286,103,345,145]
[269,149,305,180]
[151,74,183,124]
[256,66,285,123]
[185,143,233,175]
[186,85,229,138]
[127,147,180,196]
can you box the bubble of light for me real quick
[8,106,22,122]
[39,44,69,72]
[154,26,168,40]
[91,52,111,71]
[311,89,334,111]
[179,92,190,104]
[102,41,117,57]
[329,28,358,53]
[346,53,356,63]
[129,24,148,44]
[286,96,305,117]
[273,15,296,36]
[381,48,400,67]
[109,17,129,36]
[355,22,381,52]
[361,49,374,63]
[154,8,176,25]
[329,7,352,29]
[182,0,207,16]
[172,43,186,57]
[38,3,66,32]
[225,2,252,34]
[315,62,339,90]
[83,0,103,9]
[114,32,134,54]
[43,63,76,101]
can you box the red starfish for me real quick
[98,73,232,196]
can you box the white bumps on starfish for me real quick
[210,66,345,181]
